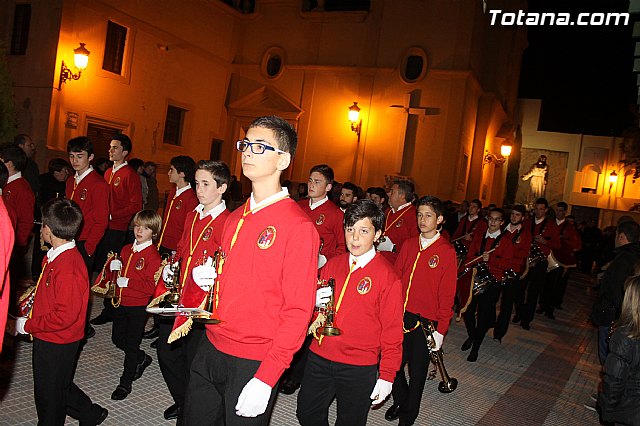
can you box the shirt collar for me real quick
[468,214,478,222]
[309,196,329,210]
[195,200,227,220]
[75,166,93,184]
[133,239,153,252]
[349,247,376,271]
[175,183,192,197]
[112,161,128,173]
[420,232,440,250]
[485,229,501,239]
[535,216,545,225]
[47,240,76,262]
[556,218,565,226]
[391,201,412,214]
[506,223,521,233]
[7,171,22,184]
[249,188,289,212]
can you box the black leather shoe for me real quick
[467,348,479,362]
[521,323,531,330]
[150,338,158,349]
[90,314,112,325]
[494,337,502,344]
[461,337,473,351]
[95,406,109,424]
[384,404,401,421]
[511,315,520,324]
[143,327,159,339]
[85,326,96,339]
[133,354,152,380]
[111,384,131,400]
[278,379,300,395]
[164,403,181,420]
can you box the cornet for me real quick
[109,253,122,307]
[317,278,341,337]
[193,250,223,324]
[162,253,182,306]
[419,319,457,393]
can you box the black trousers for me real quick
[112,305,148,387]
[518,261,547,326]
[94,229,127,320]
[184,338,279,426]
[32,338,103,425]
[282,335,312,383]
[390,312,436,426]
[157,320,204,408]
[556,267,572,307]
[494,278,519,340]
[463,285,499,352]
[297,352,377,426]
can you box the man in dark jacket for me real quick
[591,220,640,364]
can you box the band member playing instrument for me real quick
[297,199,403,426]
[377,180,419,264]
[6,199,108,425]
[494,205,531,341]
[95,210,162,401]
[154,160,230,422]
[515,198,560,330]
[386,196,456,426]
[460,208,514,362]
[183,116,320,425]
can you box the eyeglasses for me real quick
[236,140,286,155]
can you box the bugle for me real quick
[192,250,223,324]
[419,319,457,393]
[317,278,341,336]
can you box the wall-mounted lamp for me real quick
[483,142,513,168]
[348,101,362,138]
[609,170,618,194]
[59,43,90,90]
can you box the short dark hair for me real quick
[535,197,549,208]
[171,156,196,184]
[112,133,132,156]
[342,181,358,195]
[41,198,83,240]
[0,162,8,188]
[0,144,28,172]
[128,158,144,171]
[309,164,334,185]
[249,116,297,156]
[490,208,505,219]
[67,136,94,156]
[197,160,230,190]
[344,199,385,233]
[470,198,482,209]
[512,204,526,215]
[618,220,640,243]
[133,209,162,241]
[371,187,387,202]
[557,201,568,210]
[393,180,414,203]
[13,134,31,147]
[48,158,70,173]
[417,195,445,217]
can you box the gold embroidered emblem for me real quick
[316,214,325,225]
[395,219,404,228]
[202,227,213,241]
[357,277,372,295]
[80,188,88,201]
[175,200,183,210]
[135,258,145,270]
[428,255,439,268]
[257,226,277,250]
[114,176,121,187]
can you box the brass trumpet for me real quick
[317,278,341,336]
[193,250,223,324]
[419,319,457,393]
[108,253,120,303]
[162,253,182,306]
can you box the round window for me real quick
[400,47,428,84]
[261,47,285,80]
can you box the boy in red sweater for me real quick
[183,116,320,425]
[0,144,35,251]
[297,199,403,425]
[386,196,457,426]
[6,198,107,425]
[97,210,162,400]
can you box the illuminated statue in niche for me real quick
[522,155,548,199]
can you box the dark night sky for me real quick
[517,0,636,136]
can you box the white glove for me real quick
[377,237,394,252]
[16,317,28,335]
[370,379,393,405]
[192,265,217,291]
[117,277,129,288]
[162,264,176,283]
[318,254,327,269]
[110,258,122,271]
[316,286,332,308]
[432,330,444,351]
[235,377,272,417]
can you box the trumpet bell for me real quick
[192,314,222,324]
[318,325,341,336]
[438,377,458,393]
[163,292,181,306]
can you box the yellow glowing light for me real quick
[500,143,512,157]
[73,43,90,70]
[348,102,361,123]
[609,171,618,184]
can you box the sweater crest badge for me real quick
[113,177,121,187]
[79,188,88,201]
[202,227,213,241]
[357,277,372,295]
[395,219,404,227]
[257,226,276,249]
[175,200,182,210]
[428,255,439,268]
[135,257,145,270]
[316,214,325,225]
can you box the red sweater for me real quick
[553,220,581,266]
[526,218,561,257]
[465,230,515,281]
[105,165,142,231]
[0,199,14,349]
[381,205,419,263]
[207,197,319,387]
[503,225,532,274]
[24,247,88,343]
[453,215,487,250]
[395,236,457,335]
[297,198,346,259]
[158,186,199,251]
[3,176,34,248]
[114,243,162,306]
[311,253,403,381]
[66,170,109,256]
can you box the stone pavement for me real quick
[0,272,603,425]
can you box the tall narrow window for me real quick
[163,105,187,146]
[11,4,31,55]
[102,21,127,75]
